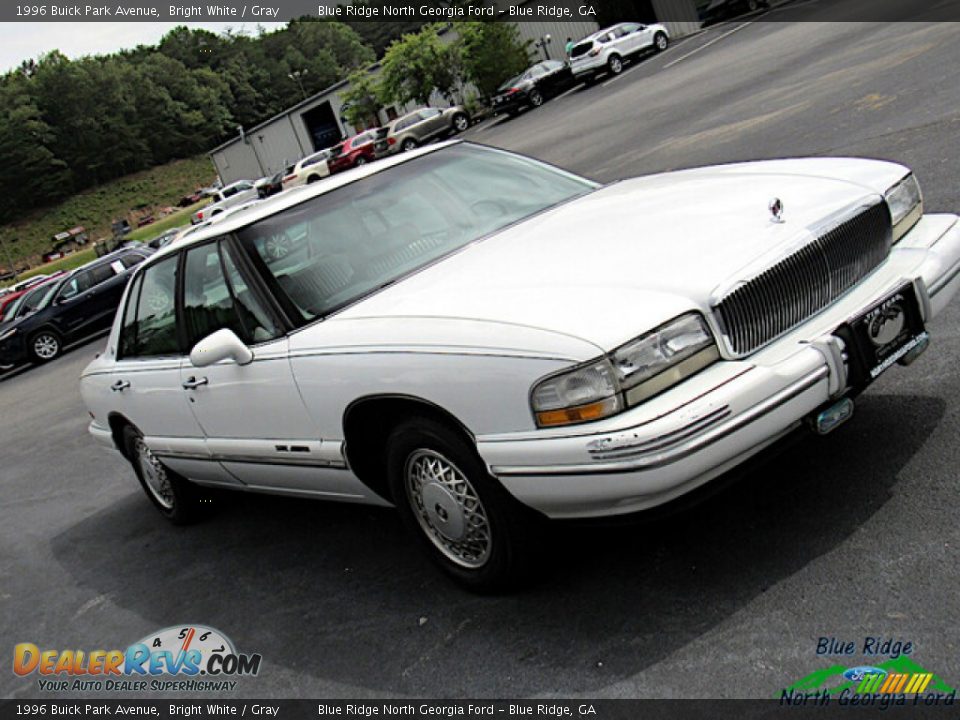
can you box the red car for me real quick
[326,130,386,174]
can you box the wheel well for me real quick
[342,396,474,501]
[107,412,135,458]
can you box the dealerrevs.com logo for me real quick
[13,625,262,692]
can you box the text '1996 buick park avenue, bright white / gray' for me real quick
[80,142,960,590]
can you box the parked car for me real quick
[79,142,957,590]
[256,171,286,198]
[382,107,471,153]
[281,150,332,190]
[569,22,670,83]
[327,130,385,174]
[0,248,151,366]
[193,180,258,224]
[0,274,60,316]
[492,60,578,116]
[700,0,769,24]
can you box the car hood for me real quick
[337,158,906,350]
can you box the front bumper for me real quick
[0,333,26,367]
[477,213,960,518]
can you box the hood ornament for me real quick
[769,197,784,223]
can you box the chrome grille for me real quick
[715,201,892,355]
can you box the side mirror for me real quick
[190,328,253,368]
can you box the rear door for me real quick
[417,108,445,140]
[107,254,232,484]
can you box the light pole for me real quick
[288,69,309,100]
[535,34,552,61]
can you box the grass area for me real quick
[126,200,208,243]
[0,155,216,271]
[4,248,99,285]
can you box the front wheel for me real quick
[529,89,544,107]
[608,54,623,75]
[29,329,61,363]
[387,417,535,591]
[123,425,210,525]
[354,156,367,166]
[654,32,669,52]
[452,113,470,132]
[401,138,418,152]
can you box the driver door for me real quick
[177,239,355,498]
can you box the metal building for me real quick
[210,4,702,183]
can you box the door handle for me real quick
[111,379,130,392]
[181,376,208,390]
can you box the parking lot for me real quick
[3,15,960,700]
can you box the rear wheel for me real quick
[29,330,61,363]
[123,425,210,525]
[355,156,367,166]
[401,138,418,152]
[654,32,669,52]
[608,54,623,75]
[529,89,544,107]
[387,417,536,591]
[306,175,321,184]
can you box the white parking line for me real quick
[663,20,754,69]
[471,118,501,134]
[553,85,582,102]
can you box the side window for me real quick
[183,241,280,349]
[57,270,94,300]
[622,23,640,34]
[419,108,441,120]
[118,256,180,359]
[120,253,147,269]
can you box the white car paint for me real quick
[193,180,259,224]
[81,144,960,526]
[569,22,670,80]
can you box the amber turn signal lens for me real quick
[536,398,619,427]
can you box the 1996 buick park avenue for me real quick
[81,142,960,589]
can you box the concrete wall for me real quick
[653,0,703,38]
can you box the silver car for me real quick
[381,106,471,153]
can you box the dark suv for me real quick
[0,248,151,366]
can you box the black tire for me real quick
[451,112,470,133]
[122,425,210,525]
[355,156,367,166]
[28,329,62,364]
[529,89,544,107]
[401,138,418,152]
[607,54,623,75]
[583,73,598,86]
[654,32,669,52]
[306,175,321,184]
[386,416,537,592]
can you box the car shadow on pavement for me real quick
[50,392,943,696]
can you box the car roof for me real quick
[148,140,463,263]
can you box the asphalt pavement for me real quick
[2,18,959,700]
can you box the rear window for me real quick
[571,42,594,58]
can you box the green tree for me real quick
[378,24,461,106]
[339,70,383,129]
[455,21,532,101]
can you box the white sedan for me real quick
[81,142,960,589]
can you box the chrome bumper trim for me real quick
[492,365,828,477]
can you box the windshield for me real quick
[13,281,58,319]
[236,144,596,322]
[497,75,522,92]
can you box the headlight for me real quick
[611,313,719,405]
[530,313,719,428]
[884,174,922,243]
[531,359,622,427]
[0,327,18,342]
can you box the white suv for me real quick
[282,149,332,190]
[569,22,669,83]
[193,180,258,224]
